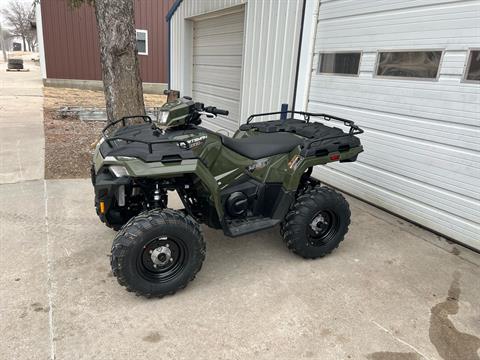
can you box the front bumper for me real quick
[93,169,131,225]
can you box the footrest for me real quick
[224,217,280,237]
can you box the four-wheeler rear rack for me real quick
[244,110,364,150]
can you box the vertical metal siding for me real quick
[169,0,303,122]
[308,0,480,249]
[40,0,173,83]
[241,0,303,121]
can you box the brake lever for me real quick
[197,111,216,119]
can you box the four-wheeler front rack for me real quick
[102,115,190,153]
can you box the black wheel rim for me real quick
[307,210,340,246]
[137,236,188,283]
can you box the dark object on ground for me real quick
[7,58,24,70]
[92,96,364,298]
[57,106,166,122]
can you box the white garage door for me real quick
[308,0,480,249]
[192,8,245,134]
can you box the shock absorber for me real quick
[153,183,162,208]
[152,182,168,209]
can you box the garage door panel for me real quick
[193,11,244,31]
[359,153,480,201]
[310,0,480,248]
[360,135,480,174]
[312,103,480,151]
[192,9,244,130]
[194,32,243,47]
[194,21,244,38]
[193,65,241,89]
[353,136,480,199]
[316,2,480,49]
[193,82,240,102]
[193,55,242,67]
[359,137,480,187]
[316,17,479,44]
[324,162,480,224]
[314,167,480,248]
[318,0,459,21]
[309,79,479,126]
[193,45,244,56]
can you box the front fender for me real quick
[96,154,224,218]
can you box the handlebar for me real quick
[204,106,229,116]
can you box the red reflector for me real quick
[330,153,340,161]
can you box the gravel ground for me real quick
[43,110,104,179]
[43,87,166,179]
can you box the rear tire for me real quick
[281,187,350,259]
[111,209,205,298]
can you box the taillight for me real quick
[329,153,341,161]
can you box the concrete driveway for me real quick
[1,64,479,360]
[0,61,44,183]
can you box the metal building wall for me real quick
[169,0,303,123]
[306,0,480,249]
[40,0,173,83]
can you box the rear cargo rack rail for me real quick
[102,115,190,153]
[245,110,364,149]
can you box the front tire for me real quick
[110,209,205,298]
[281,187,350,259]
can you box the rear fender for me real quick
[282,146,363,191]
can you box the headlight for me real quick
[159,111,169,124]
[109,165,130,177]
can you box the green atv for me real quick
[91,93,363,298]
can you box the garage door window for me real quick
[376,50,442,79]
[136,29,148,55]
[317,52,361,76]
[464,49,480,82]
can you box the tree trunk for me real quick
[0,24,7,62]
[22,36,26,51]
[94,0,145,123]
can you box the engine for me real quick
[221,177,283,219]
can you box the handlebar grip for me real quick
[204,106,229,116]
[215,109,229,116]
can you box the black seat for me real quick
[221,132,303,160]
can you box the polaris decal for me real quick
[183,135,207,148]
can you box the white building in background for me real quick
[167,0,480,250]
